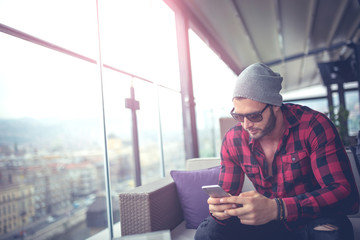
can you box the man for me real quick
[195,63,359,240]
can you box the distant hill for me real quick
[0,118,105,152]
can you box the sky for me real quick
[0,0,181,120]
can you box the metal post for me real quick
[326,84,334,119]
[174,9,199,159]
[155,84,166,177]
[337,82,349,144]
[95,1,113,238]
[125,84,141,187]
[338,82,346,107]
[351,43,360,104]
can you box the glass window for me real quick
[157,88,185,172]
[332,91,360,138]
[102,69,134,191]
[1,0,184,239]
[133,80,162,184]
[189,30,236,157]
[285,98,329,114]
[0,32,107,239]
[103,71,185,190]
[345,90,360,137]
[99,0,180,90]
[0,0,98,58]
[287,90,359,140]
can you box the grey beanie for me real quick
[233,63,283,106]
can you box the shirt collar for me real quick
[281,104,301,129]
[248,104,300,150]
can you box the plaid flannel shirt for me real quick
[219,103,359,229]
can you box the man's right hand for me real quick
[208,197,237,220]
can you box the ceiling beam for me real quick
[319,0,349,63]
[265,40,350,66]
[275,0,285,61]
[274,0,286,87]
[304,0,318,55]
[298,0,318,86]
[348,10,360,41]
[231,0,262,62]
[326,0,349,48]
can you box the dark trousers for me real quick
[194,216,354,240]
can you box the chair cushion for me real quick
[170,166,220,229]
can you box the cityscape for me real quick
[0,117,184,240]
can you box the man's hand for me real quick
[207,196,237,221]
[219,191,277,225]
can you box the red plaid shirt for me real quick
[220,103,359,228]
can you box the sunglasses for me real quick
[230,104,270,122]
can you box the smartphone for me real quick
[201,185,231,198]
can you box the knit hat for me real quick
[232,63,283,106]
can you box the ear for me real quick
[272,105,281,113]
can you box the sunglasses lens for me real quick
[231,113,240,121]
[246,113,262,122]
[231,104,269,123]
[236,115,244,122]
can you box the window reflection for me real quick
[158,88,186,173]
[102,70,135,191]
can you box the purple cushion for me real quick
[170,166,220,229]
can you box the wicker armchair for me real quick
[118,158,220,237]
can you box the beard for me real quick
[246,107,277,140]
